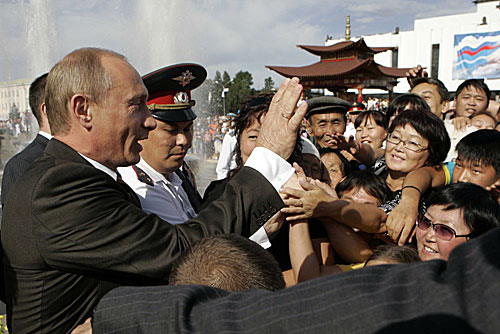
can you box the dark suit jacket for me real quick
[93,227,500,334]
[1,139,283,333]
[0,134,49,305]
[1,134,49,206]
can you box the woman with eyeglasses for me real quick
[281,107,451,251]
[416,182,500,261]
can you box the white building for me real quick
[327,0,500,95]
[0,79,31,121]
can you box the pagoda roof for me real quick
[266,58,409,79]
[297,38,394,56]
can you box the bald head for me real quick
[45,48,126,135]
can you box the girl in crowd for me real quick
[319,147,352,187]
[354,110,387,162]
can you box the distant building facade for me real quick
[327,0,500,95]
[0,79,31,121]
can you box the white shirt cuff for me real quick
[249,226,272,249]
[244,147,295,192]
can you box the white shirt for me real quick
[118,159,196,224]
[444,120,478,162]
[216,131,238,180]
[344,122,356,139]
[39,131,52,140]
[84,147,295,248]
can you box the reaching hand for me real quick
[263,211,286,237]
[406,65,428,88]
[280,182,337,221]
[452,117,471,132]
[385,199,418,245]
[331,134,358,154]
[256,77,307,160]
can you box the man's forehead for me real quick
[159,119,193,128]
[412,83,438,95]
[459,85,487,97]
[311,111,344,121]
[456,156,485,167]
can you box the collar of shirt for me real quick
[136,158,182,187]
[39,131,52,140]
[78,154,118,181]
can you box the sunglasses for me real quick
[417,215,471,241]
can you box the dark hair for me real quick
[354,110,387,130]
[471,110,496,124]
[365,245,420,266]
[412,77,449,102]
[456,129,500,175]
[29,73,48,126]
[230,98,302,178]
[388,108,450,166]
[169,234,286,292]
[335,170,392,204]
[455,79,491,109]
[386,94,431,126]
[318,147,352,177]
[426,183,500,239]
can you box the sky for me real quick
[0,0,477,89]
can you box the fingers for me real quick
[283,198,303,208]
[315,180,337,198]
[398,223,414,246]
[293,162,306,179]
[285,214,309,221]
[275,77,301,119]
[408,228,417,243]
[271,78,290,104]
[280,186,304,198]
[289,100,307,130]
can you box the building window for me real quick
[392,48,399,67]
[431,44,440,79]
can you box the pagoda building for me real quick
[266,21,410,101]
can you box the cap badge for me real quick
[173,70,196,87]
[174,92,189,104]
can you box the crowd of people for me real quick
[0,48,499,333]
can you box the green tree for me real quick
[226,71,253,114]
[263,77,275,92]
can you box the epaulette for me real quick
[132,165,154,186]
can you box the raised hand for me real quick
[406,65,428,88]
[256,77,307,160]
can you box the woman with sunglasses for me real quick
[417,182,500,261]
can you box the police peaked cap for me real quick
[142,63,207,122]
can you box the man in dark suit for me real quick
[1,73,51,206]
[93,226,500,333]
[0,73,51,308]
[1,48,307,333]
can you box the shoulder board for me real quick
[132,165,154,186]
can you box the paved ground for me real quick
[185,154,218,196]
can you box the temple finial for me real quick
[345,15,351,41]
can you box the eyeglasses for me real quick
[417,215,471,241]
[386,133,428,152]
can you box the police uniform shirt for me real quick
[118,158,196,224]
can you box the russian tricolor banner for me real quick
[453,31,500,80]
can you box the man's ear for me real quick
[441,100,450,115]
[305,119,313,136]
[70,94,92,129]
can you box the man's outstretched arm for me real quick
[93,227,500,334]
